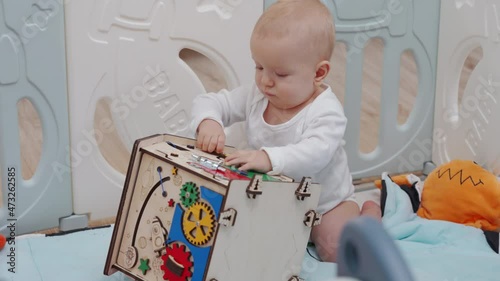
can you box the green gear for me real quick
[180,182,200,208]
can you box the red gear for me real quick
[160,243,193,280]
[0,234,5,250]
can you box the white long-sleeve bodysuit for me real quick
[190,84,354,214]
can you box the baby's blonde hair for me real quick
[252,0,335,61]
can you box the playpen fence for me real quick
[2,0,499,235]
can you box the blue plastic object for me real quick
[337,216,414,281]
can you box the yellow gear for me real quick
[182,201,215,246]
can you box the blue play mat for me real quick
[0,225,337,281]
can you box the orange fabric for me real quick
[417,160,500,231]
[374,174,412,189]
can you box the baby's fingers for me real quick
[238,162,254,171]
[201,135,216,152]
[225,153,245,166]
[224,152,237,163]
[215,135,226,153]
[196,131,211,150]
[207,136,218,153]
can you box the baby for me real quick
[190,0,380,262]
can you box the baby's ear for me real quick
[314,60,330,83]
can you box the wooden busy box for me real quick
[104,134,321,281]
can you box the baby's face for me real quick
[250,35,320,111]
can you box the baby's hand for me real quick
[225,150,272,173]
[196,119,225,153]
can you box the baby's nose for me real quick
[261,73,273,86]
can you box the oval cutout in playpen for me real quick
[18,98,43,180]
[179,48,228,93]
[94,98,130,176]
[360,38,384,153]
[398,49,417,126]
[92,47,232,177]
[458,46,483,105]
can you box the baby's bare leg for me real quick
[310,201,360,262]
[360,200,382,221]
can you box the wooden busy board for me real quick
[104,134,322,281]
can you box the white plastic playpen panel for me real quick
[67,0,443,222]
[432,0,500,174]
[0,0,72,235]
[64,0,261,221]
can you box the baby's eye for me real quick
[275,72,288,77]
[255,66,263,70]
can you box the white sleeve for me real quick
[189,85,251,135]
[262,106,347,177]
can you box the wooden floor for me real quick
[2,43,482,234]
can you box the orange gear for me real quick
[160,243,193,280]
